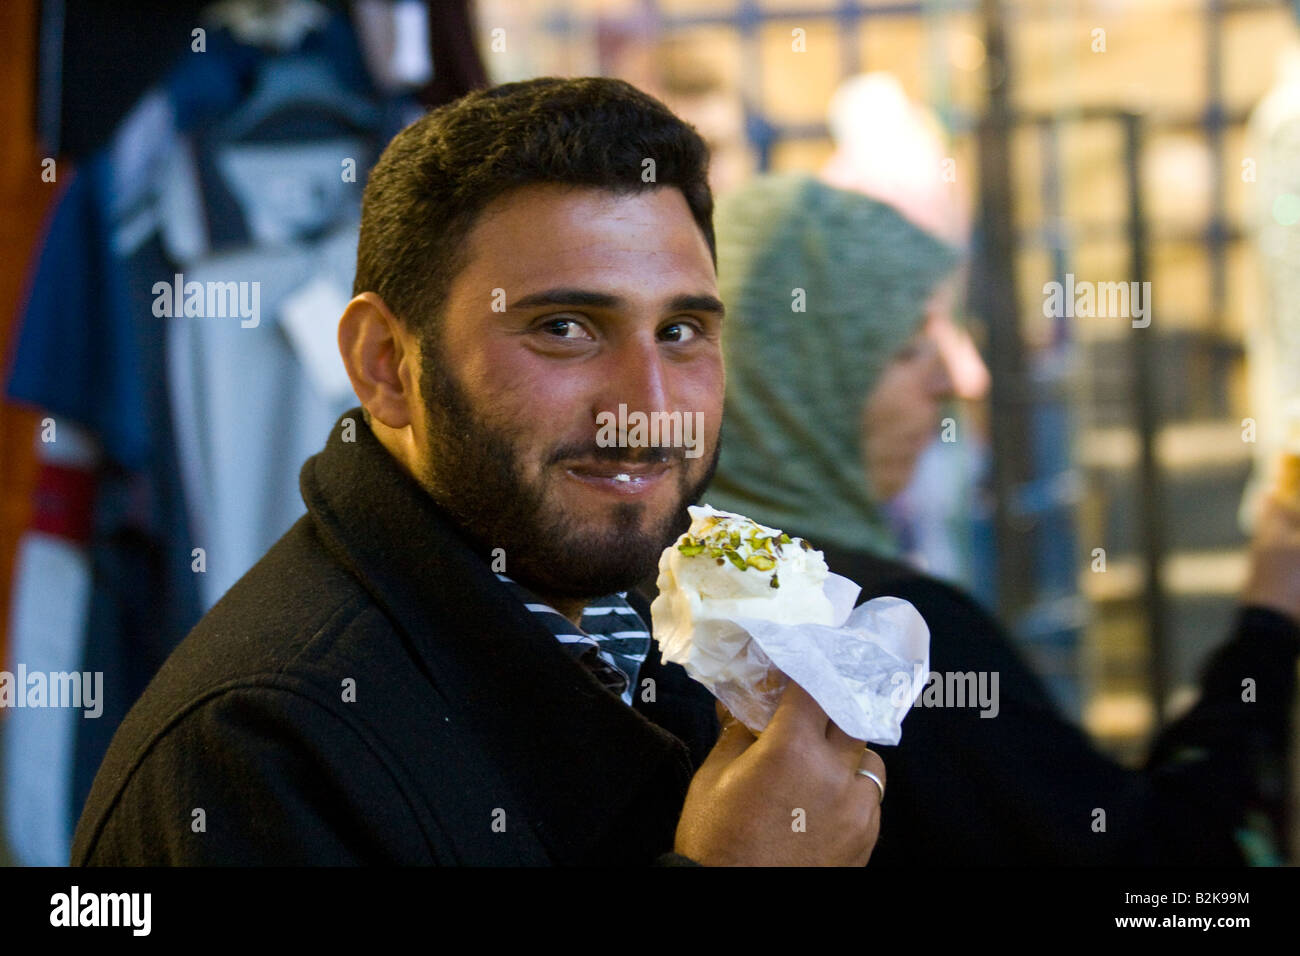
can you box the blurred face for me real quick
[415,184,725,599]
[860,310,958,501]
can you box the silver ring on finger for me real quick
[855,768,884,804]
[855,749,884,804]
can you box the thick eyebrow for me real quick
[510,287,725,319]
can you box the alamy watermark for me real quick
[152,273,261,328]
[890,666,1000,718]
[1043,273,1151,328]
[50,886,150,936]
[0,665,103,718]
[595,403,705,459]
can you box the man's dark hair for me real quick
[353,76,716,336]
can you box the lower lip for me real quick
[564,467,669,497]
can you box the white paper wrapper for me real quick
[655,571,931,745]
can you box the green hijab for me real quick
[705,172,961,557]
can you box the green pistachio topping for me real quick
[674,513,813,577]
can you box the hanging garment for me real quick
[146,50,387,608]
[3,10,413,864]
[1,422,97,868]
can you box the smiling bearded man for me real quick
[71,77,887,867]
[412,267,719,605]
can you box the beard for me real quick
[415,330,720,600]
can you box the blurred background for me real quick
[2,0,1299,864]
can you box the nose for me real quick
[596,335,673,434]
[928,310,989,401]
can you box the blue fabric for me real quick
[5,157,208,849]
[164,12,377,135]
[7,156,149,470]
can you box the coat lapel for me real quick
[300,409,697,864]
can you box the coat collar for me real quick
[299,409,695,863]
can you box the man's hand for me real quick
[1243,490,1300,623]
[673,681,884,866]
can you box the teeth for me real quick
[613,473,632,483]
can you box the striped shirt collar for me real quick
[495,573,651,707]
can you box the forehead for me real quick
[450,184,717,300]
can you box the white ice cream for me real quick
[651,504,835,688]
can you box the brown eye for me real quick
[540,317,591,340]
[660,321,699,343]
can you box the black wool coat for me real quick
[71,409,719,865]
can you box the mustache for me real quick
[546,440,682,467]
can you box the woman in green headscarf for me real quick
[695,171,1300,866]
[706,171,961,555]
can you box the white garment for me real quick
[2,424,98,866]
[166,225,361,609]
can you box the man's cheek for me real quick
[700,397,723,455]
[523,447,559,486]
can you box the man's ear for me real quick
[337,292,418,430]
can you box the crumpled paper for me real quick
[658,573,930,745]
